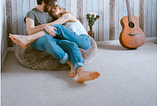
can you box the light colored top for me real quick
[64,20,88,35]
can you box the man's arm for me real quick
[25,17,47,35]
[25,17,57,36]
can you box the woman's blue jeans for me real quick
[31,24,91,72]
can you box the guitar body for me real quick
[119,16,145,49]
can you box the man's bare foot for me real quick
[77,69,100,83]
[68,65,76,77]
[65,60,76,77]
[68,70,76,77]
[9,34,30,49]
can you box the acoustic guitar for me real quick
[119,0,145,49]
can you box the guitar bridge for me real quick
[128,33,138,36]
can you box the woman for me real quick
[9,5,100,83]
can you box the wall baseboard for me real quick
[1,47,15,68]
[8,47,15,51]
[1,49,8,68]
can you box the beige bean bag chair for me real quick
[15,36,97,71]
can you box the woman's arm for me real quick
[25,13,76,35]
[48,13,77,26]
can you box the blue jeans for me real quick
[32,24,91,71]
[53,24,90,49]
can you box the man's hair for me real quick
[37,0,57,6]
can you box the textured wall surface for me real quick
[6,0,157,46]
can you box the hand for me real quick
[44,25,57,37]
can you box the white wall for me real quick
[1,0,8,68]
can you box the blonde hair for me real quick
[52,5,66,15]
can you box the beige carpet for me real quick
[2,37,157,106]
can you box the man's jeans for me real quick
[32,24,91,71]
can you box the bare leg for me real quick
[76,67,100,83]
[9,31,46,49]
[65,60,76,77]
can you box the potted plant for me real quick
[86,13,100,38]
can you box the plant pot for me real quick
[88,26,94,39]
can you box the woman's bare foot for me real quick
[9,34,30,49]
[10,36,27,49]
[77,68,100,83]
[10,36,20,44]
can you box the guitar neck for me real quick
[126,0,133,22]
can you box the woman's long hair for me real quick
[52,5,66,16]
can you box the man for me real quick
[25,0,57,35]
[21,0,100,83]
[24,0,71,70]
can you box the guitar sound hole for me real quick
[128,22,135,28]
